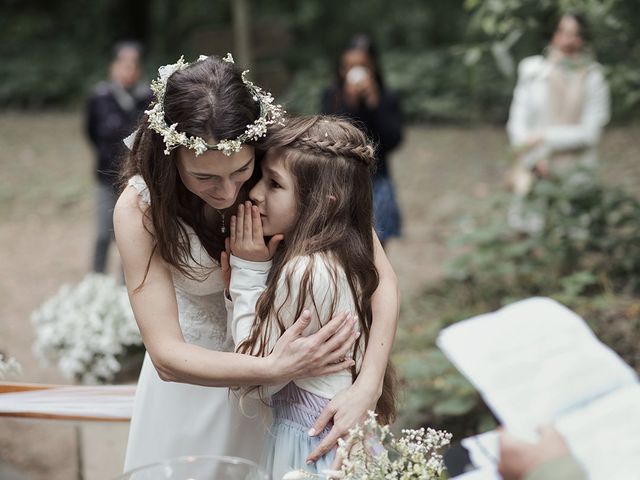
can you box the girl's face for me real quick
[249,150,298,237]
[176,144,255,210]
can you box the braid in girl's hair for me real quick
[294,136,376,166]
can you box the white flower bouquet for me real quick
[31,273,142,384]
[284,411,452,480]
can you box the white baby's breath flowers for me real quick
[0,354,22,379]
[31,273,142,384]
[283,411,451,480]
[144,53,285,157]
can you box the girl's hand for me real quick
[220,238,231,292]
[268,311,359,384]
[306,382,380,467]
[230,201,283,262]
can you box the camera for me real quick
[346,66,368,85]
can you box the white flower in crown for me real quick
[158,55,188,83]
[144,53,285,157]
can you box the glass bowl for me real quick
[116,455,269,480]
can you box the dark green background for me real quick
[2,0,639,121]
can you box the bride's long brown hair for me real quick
[119,55,260,283]
[236,116,396,423]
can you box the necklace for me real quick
[215,208,226,234]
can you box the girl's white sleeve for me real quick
[228,255,346,398]
[228,255,272,347]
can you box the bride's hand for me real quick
[220,238,231,292]
[267,311,358,383]
[306,382,380,467]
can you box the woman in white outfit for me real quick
[114,54,399,471]
[507,11,610,195]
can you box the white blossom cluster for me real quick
[31,273,142,384]
[145,53,285,157]
[283,411,451,480]
[0,354,22,379]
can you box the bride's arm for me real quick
[307,231,399,464]
[114,187,356,387]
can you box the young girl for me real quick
[114,54,399,471]
[227,116,396,477]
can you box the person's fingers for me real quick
[307,427,341,464]
[314,359,355,376]
[325,330,359,365]
[537,424,558,437]
[225,236,231,255]
[230,215,237,250]
[244,201,252,239]
[310,312,350,343]
[251,205,262,242]
[309,401,337,437]
[220,251,229,272]
[220,251,230,289]
[536,425,568,451]
[280,310,312,340]
[236,204,245,242]
[330,451,344,471]
[267,234,284,257]
[320,317,358,357]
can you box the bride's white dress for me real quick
[123,175,267,472]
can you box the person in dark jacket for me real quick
[321,34,403,248]
[86,41,151,273]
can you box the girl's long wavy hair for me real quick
[119,55,260,284]
[236,115,396,424]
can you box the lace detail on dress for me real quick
[127,174,229,348]
[128,175,151,205]
[176,290,232,350]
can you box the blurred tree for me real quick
[464,0,640,119]
[0,0,638,121]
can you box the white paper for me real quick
[555,384,640,479]
[437,297,637,434]
[461,430,499,470]
[452,467,499,480]
[438,297,640,479]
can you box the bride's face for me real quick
[176,144,255,210]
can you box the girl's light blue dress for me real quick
[262,382,335,479]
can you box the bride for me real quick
[114,54,399,471]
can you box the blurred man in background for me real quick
[86,41,151,273]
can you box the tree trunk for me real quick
[231,0,252,69]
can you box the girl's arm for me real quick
[307,230,399,465]
[113,188,356,387]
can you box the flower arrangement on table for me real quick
[31,273,143,384]
[0,353,22,380]
[284,411,452,480]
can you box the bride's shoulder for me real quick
[114,185,155,241]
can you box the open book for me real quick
[436,297,640,479]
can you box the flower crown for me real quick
[145,53,285,156]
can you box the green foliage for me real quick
[394,169,640,436]
[393,281,498,438]
[447,168,640,299]
[1,0,639,121]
